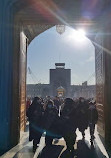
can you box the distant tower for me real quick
[50,63,71,97]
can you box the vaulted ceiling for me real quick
[15,0,111,43]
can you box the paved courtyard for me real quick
[1,124,110,158]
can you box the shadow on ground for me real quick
[4,139,107,158]
[60,139,106,158]
[38,145,64,158]
[13,146,34,158]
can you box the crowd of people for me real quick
[26,96,98,153]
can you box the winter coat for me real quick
[88,104,98,124]
[27,102,44,141]
[76,102,89,132]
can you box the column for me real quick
[0,1,20,153]
[103,27,111,147]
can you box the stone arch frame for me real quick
[1,0,111,154]
[0,0,98,152]
[0,1,62,153]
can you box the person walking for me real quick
[59,98,77,152]
[27,97,44,152]
[88,101,98,145]
[43,99,59,145]
[76,97,89,139]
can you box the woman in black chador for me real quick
[43,99,59,145]
[27,97,44,152]
[49,98,77,152]
[60,98,77,151]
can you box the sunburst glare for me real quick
[67,28,87,42]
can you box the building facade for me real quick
[50,63,71,97]
[27,63,95,99]
[70,82,96,99]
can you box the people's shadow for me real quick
[13,146,34,158]
[59,149,75,158]
[60,139,106,158]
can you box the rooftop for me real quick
[55,63,65,69]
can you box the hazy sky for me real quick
[27,26,95,85]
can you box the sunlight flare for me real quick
[67,28,87,42]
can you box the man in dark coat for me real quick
[76,97,89,139]
[88,101,98,144]
[53,96,61,111]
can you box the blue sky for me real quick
[27,26,95,85]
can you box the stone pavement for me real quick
[1,125,110,158]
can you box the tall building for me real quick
[50,63,71,97]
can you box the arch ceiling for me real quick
[15,0,111,43]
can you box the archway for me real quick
[0,0,111,154]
